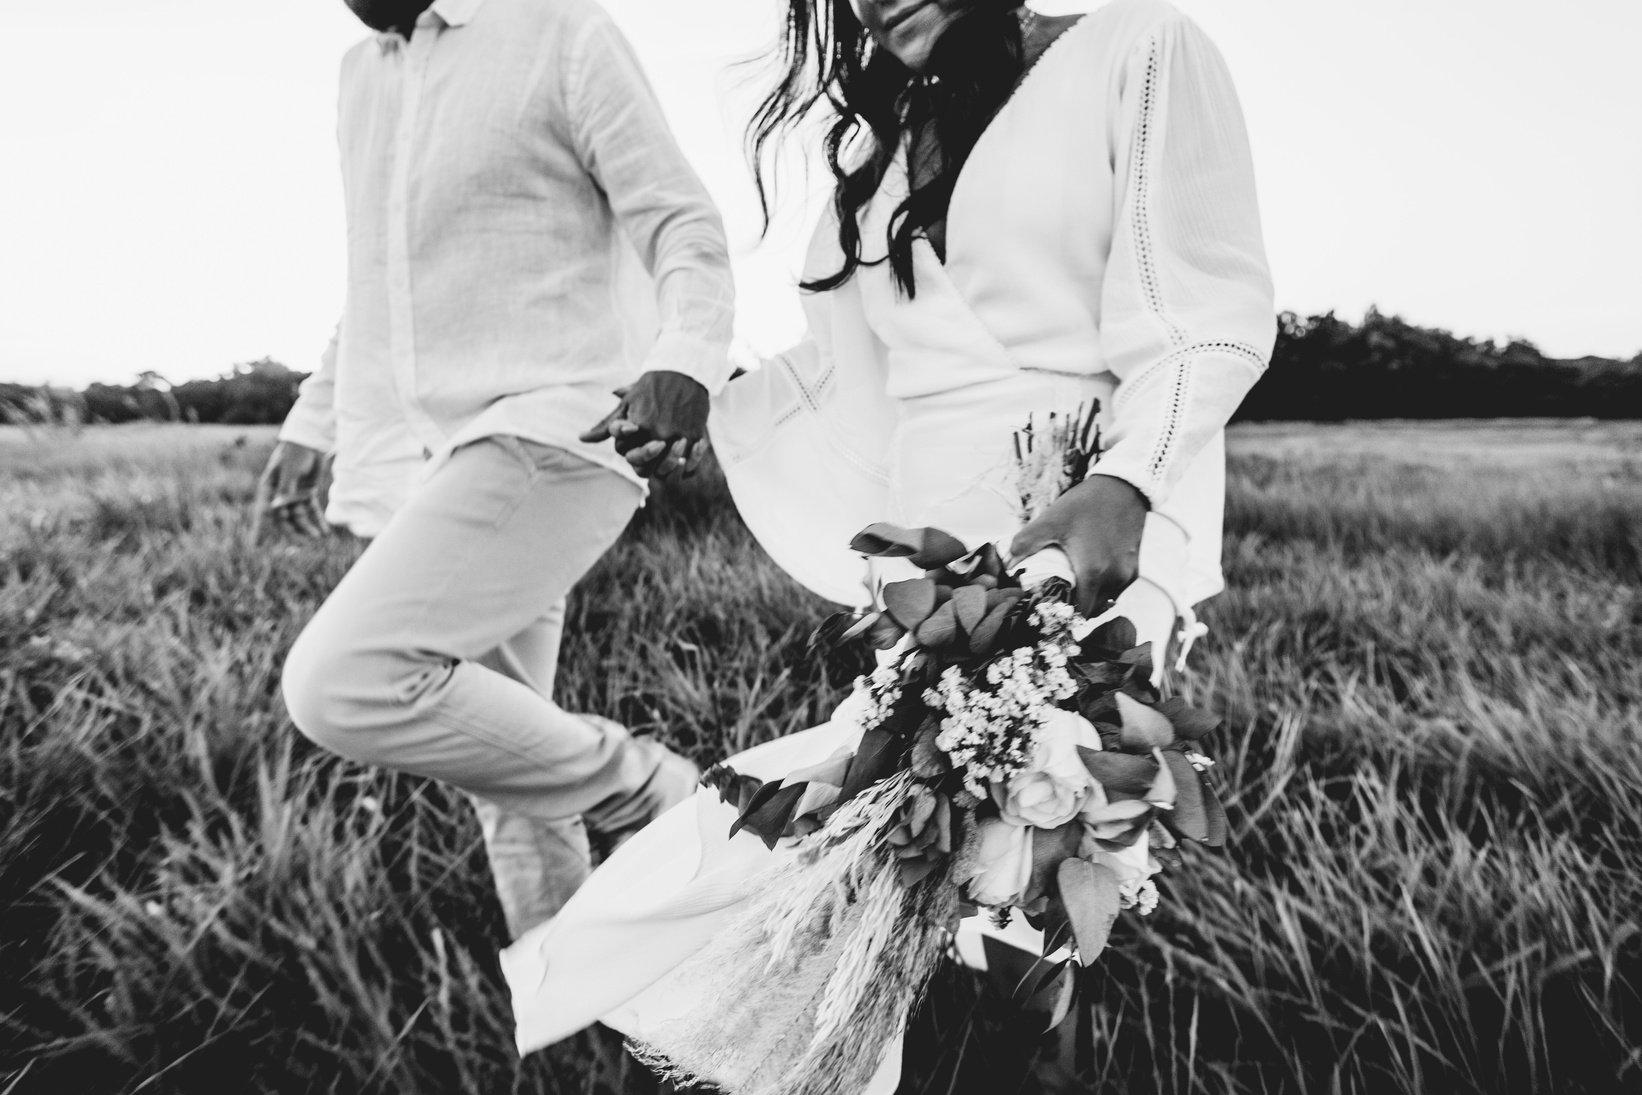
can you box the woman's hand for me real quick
[1008,474,1149,616]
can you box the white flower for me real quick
[1079,825,1158,888]
[962,816,1035,907]
[994,708,1101,828]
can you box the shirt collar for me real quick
[428,0,486,27]
[376,0,485,52]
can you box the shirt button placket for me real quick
[388,23,438,450]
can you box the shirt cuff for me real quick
[277,410,336,454]
[641,329,734,396]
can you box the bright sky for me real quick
[1,0,1637,387]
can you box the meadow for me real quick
[1,419,1639,1094]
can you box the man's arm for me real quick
[250,325,340,541]
[563,12,736,476]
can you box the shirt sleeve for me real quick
[1089,12,1276,509]
[564,14,737,395]
[277,323,341,453]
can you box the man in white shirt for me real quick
[267,0,735,937]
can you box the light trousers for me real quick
[470,601,595,939]
[283,437,661,933]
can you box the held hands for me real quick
[1008,474,1149,616]
[580,369,710,479]
[250,440,329,542]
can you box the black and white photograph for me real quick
[2,1,1638,1093]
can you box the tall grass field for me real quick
[2,420,1639,1094]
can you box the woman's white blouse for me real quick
[711,0,1275,608]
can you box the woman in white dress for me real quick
[504,0,1275,1089]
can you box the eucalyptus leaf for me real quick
[950,584,988,635]
[1161,751,1208,842]
[1057,858,1122,966]
[883,578,938,630]
[966,601,1013,655]
[914,600,961,650]
[1026,822,1082,905]
[866,613,906,650]
[1082,616,1137,658]
[1157,696,1222,741]
[850,523,969,568]
[1202,779,1229,847]
[1078,747,1159,797]
[1028,962,1077,1032]
[1115,692,1176,751]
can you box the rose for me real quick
[960,816,1034,907]
[993,708,1101,828]
[1078,824,1156,886]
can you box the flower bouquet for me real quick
[630,408,1228,1095]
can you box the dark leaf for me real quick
[950,584,988,635]
[839,612,879,642]
[898,858,941,886]
[1157,696,1221,741]
[866,613,906,650]
[1149,819,1184,870]
[1078,748,1159,797]
[982,935,1063,1002]
[1077,691,1120,726]
[1072,661,1130,688]
[1030,903,1074,958]
[1082,616,1137,658]
[914,600,962,650]
[969,541,1006,582]
[1117,641,1154,668]
[811,610,865,652]
[1025,961,1077,1032]
[986,587,1026,612]
[729,781,807,849]
[1160,751,1207,842]
[1057,859,1122,966]
[850,523,969,568]
[701,763,764,813]
[1025,822,1082,905]
[840,730,902,800]
[882,578,939,630]
[964,604,1006,655]
[1115,692,1175,751]
[1201,779,1228,847]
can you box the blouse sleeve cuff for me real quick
[277,407,336,454]
[641,328,734,396]
[1087,448,1164,512]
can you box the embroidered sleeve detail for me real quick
[1145,354,1194,483]
[1112,340,1268,413]
[1129,33,1188,350]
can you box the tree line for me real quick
[4,311,1640,429]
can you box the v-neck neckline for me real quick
[909,11,1094,267]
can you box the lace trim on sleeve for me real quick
[1129,32,1188,351]
[1119,341,1268,485]
[1113,340,1268,413]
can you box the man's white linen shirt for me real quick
[279,0,735,493]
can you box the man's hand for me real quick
[580,369,710,479]
[250,440,329,542]
[1008,474,1150,616]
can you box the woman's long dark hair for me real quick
[748,1,1027,297]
